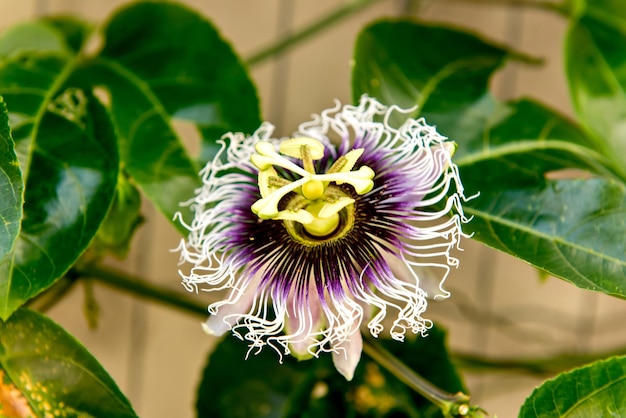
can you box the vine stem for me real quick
[362,337,473,416]
[245,0,383,66]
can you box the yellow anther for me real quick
[315,166,374,195]
[280,137,325,160]
[327,148,364,174]
[258,167,278,198]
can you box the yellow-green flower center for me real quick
[250,137,375,238]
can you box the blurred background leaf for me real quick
[69,1,261,229]
[197,324,464,418]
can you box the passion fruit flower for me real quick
[175,96,470,380]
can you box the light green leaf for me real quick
[565,0,626,178]
[465,178,626,297]
[519,355,626,417]
[0,308,138,417]
[456,99,620,189]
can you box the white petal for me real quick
[202,276,260,336]
[383,252,447,299]
[332,330,363,381]
[285,285,322,359]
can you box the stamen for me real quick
[327,148,364,174]
[279,137,325,160]
[250,137,375,234]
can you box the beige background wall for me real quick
[2,1,625,417]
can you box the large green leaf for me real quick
[0,48,119,317]
[0,97,23,310]
[68,1,261,227]
[519,355,626,417]
[98,1,261,165]
[352,20,511,134]
[465,178,626,297]
[0,308,137,417]
[565,0,626,178]
[197,325,464,418]
[455,98,620,189]
[352,20,626,297]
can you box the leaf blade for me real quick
[519,355,626,417]
[565,1,626,177]
[0,308,138,417]
[465,178,626,297]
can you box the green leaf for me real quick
[98,1,261,164]
[197,325,464,418]
[351,19,626,296]
[352,20,511,131]
[0,21,68,57]
[464,178,626,297]
[0,97,23,309]
[565,1,626,178]
[69,1,261,227]
[456,99,620,189]
[0,60,119,317]
[0,308,138,417]
[90,173,143,259]
[519,355,626,417]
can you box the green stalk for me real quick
[246,0,383,66]
[74,264,207,316]
[447,0,569,15]
[362,337,478,417]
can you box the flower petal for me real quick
[202,275,261,336]
[332,330,363,381]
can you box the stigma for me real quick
[250,137,374,237]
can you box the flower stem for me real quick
[245,0,383,66]
[73,264,207,317]
[362,337,476,417]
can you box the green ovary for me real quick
[302,200,340,237]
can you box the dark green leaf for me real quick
[519,355,626,417]
[456,99,619,189]
[66,1,261,228]
[0,308,137,417]
[197,325,464,418]
[99,1,261,165]
[90,173,143,259]
[565,1,626,178]
[351,20,626,296]
[464,178,626,297]
[0,53,119,317]
[352,20,511,132]
[0,96,24,314]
